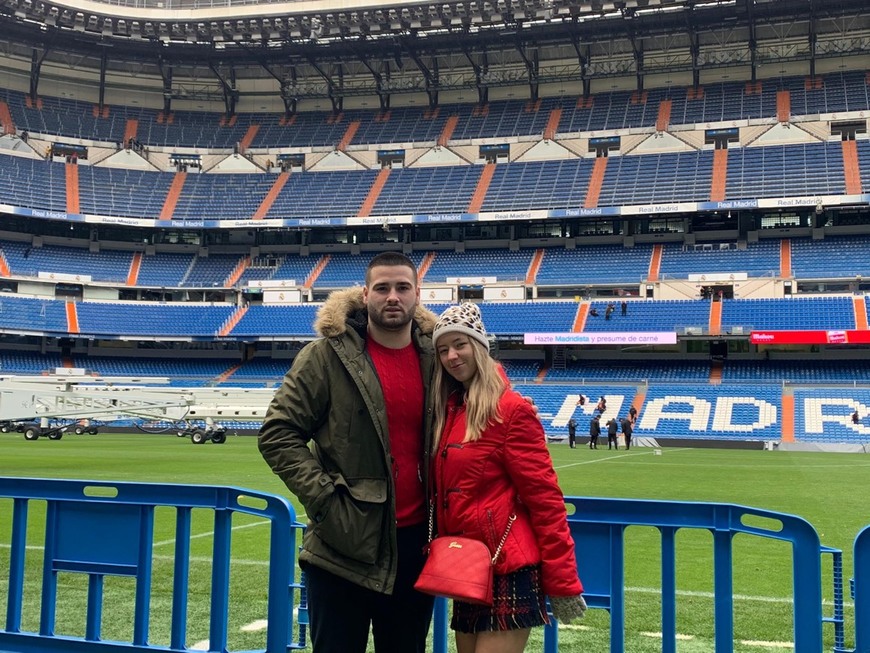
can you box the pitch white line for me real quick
[152,519,271,548]
[640,631,695,640]
[150,510,306,549]
[626,585,849,607]
[151,554,270,566]
[241,619,269,632]
[554,448,694,469]
[738,641,793,649]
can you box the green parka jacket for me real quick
[258,287,438,594]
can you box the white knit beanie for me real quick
[433,303,489,349]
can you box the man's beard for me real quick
[368,304,415,331]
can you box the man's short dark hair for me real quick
[365,252,418,285]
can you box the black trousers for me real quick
[304,522,434,653]
[608,434,618,449]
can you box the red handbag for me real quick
[414,513,515,606]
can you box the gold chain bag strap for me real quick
[414,504,516,606]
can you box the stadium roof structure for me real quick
[0,0,867,113]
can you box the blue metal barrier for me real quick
[1,481,864,653]
[545,497,830,653]
[854,525,870,653]
[0,477,305,653]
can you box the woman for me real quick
[430,303,586,653]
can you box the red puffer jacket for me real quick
[433,388,583,598]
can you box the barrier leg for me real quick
[433,597,449,653]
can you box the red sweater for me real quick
[367,337,426,527]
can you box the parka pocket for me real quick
[316,477,388,565]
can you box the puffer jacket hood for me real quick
[314,286,438,339]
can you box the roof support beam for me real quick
[98,50,107,113]
[29,47,50,103]
[746,0,758,83]
[158,57,173,115]
[514,40,539,102]
[356,48,390,111]
[208,61,239,118]
[570,30,591,100]
[686,4,700,90]
[808,0,817,79]
[622,8,644,93]
[258,58,296,117]
[463,46,488,106]
[306,56,342,113]
[408,49,439,108]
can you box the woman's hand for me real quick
[550,594,587,624]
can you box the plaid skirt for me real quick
[451,564,549,633]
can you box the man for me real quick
[258,252,437,653]
[588,415,600,449]
[568,418,577,448]
[621,415,633,450]
[606,416,619,450]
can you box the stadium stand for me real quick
[422,249,532,284]
[265,168,379,219]
[0,137,867,224]
[0,295,68,333]
[535,245,652,286]
[790,235,870,279]
[0,350,64,373]
[75,302,234,337]
[584,299,710,333]
[370,166,483,215]
[720,297,855,331]
[725,142,847,200]
[0,75,862,154]
[73,355,237,379]
[597,150,715,206]
[171,173,276,221]
[544,360,711,382]
[722,360,870,383]
[793,388,870,444]
[230,304,320,338]
[135,252,197,288]
[658,240,780,279]
[78,167,174,219]
[0,239,131,283]
[6,236,870,291]
[630,383,781,441]
[0,156,66,213]
[479,159,597,212]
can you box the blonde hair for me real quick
[432,338,507,450]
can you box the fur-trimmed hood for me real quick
[314,286,438,339]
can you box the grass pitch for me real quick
[1,432,869,652]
